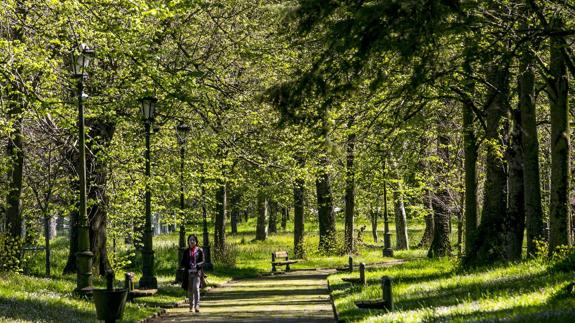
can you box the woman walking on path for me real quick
[180,234,205,312]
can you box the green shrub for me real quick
[549,245,575,273]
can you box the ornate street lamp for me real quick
[175,123,190,283]
[71,43,95,294]
[139,96,158,289]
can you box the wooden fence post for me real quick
[382,276,393,310]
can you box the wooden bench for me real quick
[271,251,298,272]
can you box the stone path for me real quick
[152,269,336,322]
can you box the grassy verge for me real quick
[2,216,394,322]
[329,256,575,322]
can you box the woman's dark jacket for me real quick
[180,247,204,290]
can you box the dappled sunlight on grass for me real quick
[329,258,575,322]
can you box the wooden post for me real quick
[272,252,276,272]
[348,256,353,272]
[359,263,366,286]
[382,276,393,310]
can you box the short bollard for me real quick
[382,276,393,311]
[359,263,366,286]
[349,256,354,272]
[93,270,128,323]
[354,275,393,310]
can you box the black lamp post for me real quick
[382,173,394,257]
[175,123,190,283]
[139,96,158,289]
[71,43,95,294]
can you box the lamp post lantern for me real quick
[175,123,190,283]
[71,43,95,294]
[139,96,158,289]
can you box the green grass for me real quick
[329,257,575,322]
[3,215,394,322]
[6,216,574,322]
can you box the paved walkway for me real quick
[153,269,336,322]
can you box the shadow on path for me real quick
[152,269,336,323]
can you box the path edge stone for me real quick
[327,277,342,323]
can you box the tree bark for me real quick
[418,215,434,248]
[316,115,337,253]
[344,116,356,253]
[63,208,78,274]
[4,0,27,262]
[44,213,51,276]
[5,96,25,251]
[462,53,478,257]
[370,208,379,243]
[214,180,226,258]
[393,189,409,250]
[506,107,525,261]
[86,119,115,275]
[417,190,434,248]
[465,64,510,266]
[268,200,278,234]
[428,119,452,258]
[281,206,288,230]
[255,189,268,241]
[316,168,336,253]
[519,28,545,257]
[549,17,572,254]
[230,191,240,235]
[294,178,305,258]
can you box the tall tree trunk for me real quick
[4,0,27,264]
[518,8,545,257]
[418,191,434,248]
[549,17,572,254]
[344,116,356,253]
[214,180,226,258]
[418,216,434,248]
[506,107,525,261]
[231,208,239,235]
[465,65,510,266]
[294,178,305,258]
[428,119,452,258]
[462,53,478,256]
[520,29,544,257]
[281,206,288,230]
[63,181,79,274]
[84,119,115,276]
[256,189,268,241]
[370,208,379,243]
[393,189,409,250]
[316,115,337,253]
[5,97,25,254]
[316,169,336,253]
[268,200,278,234]
[230,191,240,235]
[44,212,51,276]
